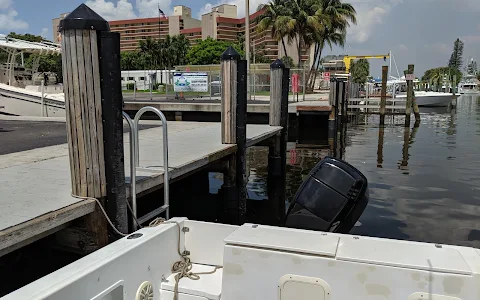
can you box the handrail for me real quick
[122,111,138,230]
[133,106,170,220]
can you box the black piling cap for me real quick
[221,46,241,61]
[59,4,110,32]
[270,59,285,69]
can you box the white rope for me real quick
[71,194,129,237]
[72,194,222,300]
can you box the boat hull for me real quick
[397,92,457,107]
[0,85,65,117]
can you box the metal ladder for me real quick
[123,107,170,230]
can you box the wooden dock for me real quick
[123,99,331,115]
[0,120,281,256]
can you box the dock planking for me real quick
[0,120,281,255]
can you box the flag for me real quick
[158,5,166,18]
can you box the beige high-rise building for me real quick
[108,5,201,52]
[54,4,312,64]
[52,12,69,43]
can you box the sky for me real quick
[1,0,479,77]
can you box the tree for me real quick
[121,51,143,70]
[448,38,464,71]
[25,54,63,82]
[466,58,477,76]
[350,58,369,84]
[307,0,356,90]
[256,0,292,57]
[281,56,295,68]
[7,32,45,43]
[422,67,462,89]
[138,37,158,69]
[186,37,244,65]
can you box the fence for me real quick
[122,65,311,101]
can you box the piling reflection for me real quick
[377,127,384,168]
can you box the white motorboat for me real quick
[458,75,479,95]
[4,218,480,300]
[0,34,65,117]
[396,91,459,107]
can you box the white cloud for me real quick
[0,0,12,10]
[40,27,48,38]
[461,35,480,45]
[346,0,404,44]
[136,0,172,18]
[0,0,27,30]
[198,0,268,18]
[85,0,136,20]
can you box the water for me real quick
[241,95,480,248]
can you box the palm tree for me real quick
[307,0,356,90]
[138,37,158,70]
[256,0,292,58]
[171,35,190,66]
[283,0,331,68]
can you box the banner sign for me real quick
[174,72,208,92]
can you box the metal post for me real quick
[133,80,136,100]
[149,74,153,100]
[40,80,45,117]
[302,67,306,102]
[380,66,388,126]
[245,0,250,100]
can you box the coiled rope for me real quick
[72,194,222,300]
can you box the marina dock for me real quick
[0,118,280,256]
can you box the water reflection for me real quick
[242,95,480,248]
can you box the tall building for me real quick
[56,4,313,64]
[109,5,201,52]
[52,12,69,43]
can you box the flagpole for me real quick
[158,4,161,40]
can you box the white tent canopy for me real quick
[0,34,61,55]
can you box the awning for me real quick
[0,34,61,54]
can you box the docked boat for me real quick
[0,34,65,117]
[458,74,479,95]
[3,157,480,300]
[396,91,459,107]
[388,78,458,107]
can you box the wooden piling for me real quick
[267,59,289,225]
[380,66,388,126]
[60,4,127,247]
[405,64,415,128]
[329,78,338,156]
[220,46,247,224]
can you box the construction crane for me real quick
[343,54,390,73]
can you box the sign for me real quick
[292,74,300,93]
[405,74,415,81]
[323,72,331,81]
[174,72,208,92]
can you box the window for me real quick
[121,77,125,80]
[128,77,134,80]
[139,77,145,80]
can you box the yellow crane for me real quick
[343,54,390,73]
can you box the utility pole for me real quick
[245,0,250,100]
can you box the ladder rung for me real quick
[138,205,169,225]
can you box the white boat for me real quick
[0,34,65,117]
[458,75,479,95]
[4,218,480,300]
[396,91,459,107]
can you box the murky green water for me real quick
[242,95,480,248]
